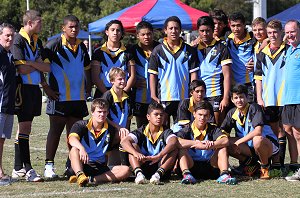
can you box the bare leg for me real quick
[211,147,229,171]
[94,165,131,184]
[253,136,273,165]
[0,139,5,176]
[284,124,298,163]
[178,149,194,171]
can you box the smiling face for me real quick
[111,73,126,90]
[285,21,300,47]
[106,23,122,43]
[63,20,80,39]
[164,21,181,42]
[267,27,282,45]
[231,93,248,110]
[252,23,267,42]
[0,27,14,51]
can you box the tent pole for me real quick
[88,34,92,59]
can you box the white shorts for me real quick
[0,113,14,139]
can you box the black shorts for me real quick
[264,106,282,123]
[207,96,222,112]
[161,101,179,119]
[46,100,88,118]
[190,160,220,180]
[133,102,149,117]
[282,104,300,128]
[83,162,110,177]
[16,84,42,122]
[140,161,171,180]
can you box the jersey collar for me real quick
[197,39,217,50]
[232,103,250,126]
[228,32,251,45]
[261,42,286,59]
[19,27,38,51]
[163,37,183,54]
[61,34,81,53]
[188,97,195,113]
[143,124,164,144]
[110,88,129,103]
[101,42,126,57]
[86,118,108,139]
[191,121,208,141]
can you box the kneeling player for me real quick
[177,101,237,185]
[221,84,280,179]
[121,102,178,184]
[68,99,130,187]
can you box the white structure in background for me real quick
[253,0,267,20]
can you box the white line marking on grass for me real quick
[1,187,129,198]
[4,145,68,154]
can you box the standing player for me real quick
[282,20,300,181]
[196,16,231,126]
[11,10,50,182]
[209,9,230,41]
[42,15,91,179]
[221,84,280,179]
[68,99,131,187]
[177,101,237,185]
[91,20,135,98]
[227,12,256,103]
[148,16,199,126]
[252,17,267,56]
[0,23,16,185]
[254,19,288,171]
[121,102,178,185]
[130,21,160,128]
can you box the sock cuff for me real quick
[157,167,165,177]
[18,134,30,140]
[134,167,143,176]
[182,169,191,176]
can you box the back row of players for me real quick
[2,9,300,185]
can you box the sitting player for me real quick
[68,99,131,187]
[221,84,280,179]
[121,102,178,184]
[172,79,214,132]
[177,101,237,185]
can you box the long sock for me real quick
[289,162,299,172]
[18,134,32,172]
[279,136,287,167]
[134,167,143,176]
[156,167,165,178]
[14,139,23,170]
[119,145,129,165]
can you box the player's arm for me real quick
[124,60,136,92]
[190,71,198,81]
[91,60,107,94]
[212,136,229,149]
[121,134,146,161]
[220,64,231,112]
[255,79,264,107]
[254,53,264,107]
[84,67,92,98]
[234,125,262,146]
[40,74,60,100]
[26,58,50,72]
[68,135,89,164]
[149,73,160,103]
[178,138,199,149]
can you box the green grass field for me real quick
[1,103,300,198]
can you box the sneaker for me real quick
[285,169,300,181]
[44,164,58,178]
[269,168,283,178]
[69,175,77,183]
[25,169,44,182]
[244,162,260,176]
[77,173,89,187]
[216,174,237,185]
[11,168,26,179]
[150,173,161,185]
[181,174,196,184]
[0,178,11,186]
[260,168,270,179]
[135,172,147,184]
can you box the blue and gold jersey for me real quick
[102,88,131,127]
[177,122,227,161]
[92,42,134,88]
[68,119,117,163]
[254,42,288,106]
[226,32,256,84]
[44,34,90,102]
[148,38,199,101]
[221,103,278,148]
[283,44,300,105]
[130,41,159,104]
[128,124,176,156]
[196,39,232,97]
[11,28,48,85]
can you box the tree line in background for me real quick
[0,0,299,42]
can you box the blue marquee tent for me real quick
[268,3,300,24]
[47,30,102,41]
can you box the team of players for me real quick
[1,9,300,186]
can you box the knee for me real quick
[69,147,79,157]
[252,136,264,149]
[217,147,228,156]
[121,165,131,178]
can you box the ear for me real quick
[146,114,150,121]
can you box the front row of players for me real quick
[68,84,280,187]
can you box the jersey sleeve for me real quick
[254,52,263,81]
[176,127,190,139]
[177,99,191,125]
[129,129,143,144]
[220,109,235,135]
[162,129,176,144]
[251,104,265,128]
[80,43,91,70]
[148,46,160,75]
[91,48,102,62]
[11,35,26,65]
[211,125,228,141]
[44,38,59,64]
[68,120,87,140]
[188,46,200,73]
[220,44,232,66]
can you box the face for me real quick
[106,23,122,43]
[267,27,282,45]
[229,20,246,38]
[63,21,80,39]
[164,21,181,42]
[137,28,153,46]
[198,25,214,43]
[231,93,248,109]
[0,27,14,50]
[213,19,226,37]
[92,106,108,123]
[191,86,206,103]
[252,23,267,42]
[193,109,210,128]
[111,74,126,89]
[30,17,42,33]
[147,109,164,127]
[285,22,300,46]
